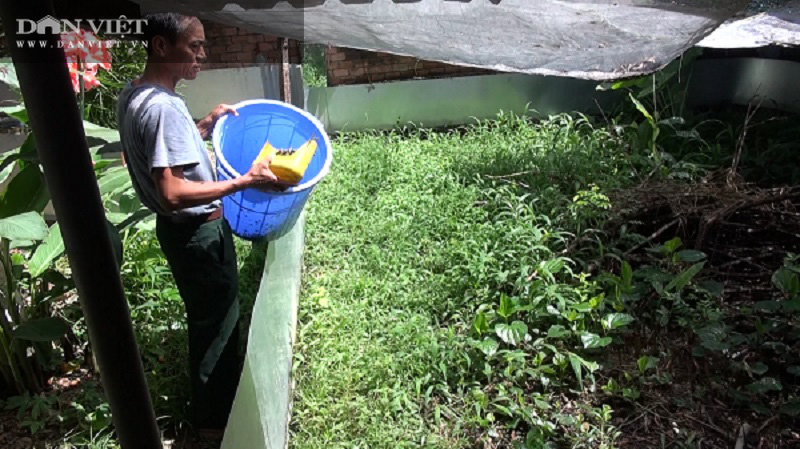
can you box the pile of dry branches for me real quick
[612,170,800,295]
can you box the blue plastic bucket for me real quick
[212,100,332,241]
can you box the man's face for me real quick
[165,18,206,81]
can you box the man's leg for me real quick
[156,217,242,430]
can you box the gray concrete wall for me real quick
[180,63,305,116]
[687,58,800,113]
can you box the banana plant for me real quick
[0,211,70,394]
[0,61,149,395]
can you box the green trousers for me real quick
[156,216,241,430]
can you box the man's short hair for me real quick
[143,13,191,56]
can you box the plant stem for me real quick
[1,239,20,324]
[0,239,40,392]
[0,329,24,393]
[79,57,85,119]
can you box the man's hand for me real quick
[197,103,238,140]
[241,159,293,192]
[209,103,238,122]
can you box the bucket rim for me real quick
[212,99,333,193]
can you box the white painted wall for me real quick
[305,73,620,132]
[177,58,800,133]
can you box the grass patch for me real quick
[292,110,800,448]
[292,113,641,448]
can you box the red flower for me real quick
[60,29,112,93]
[67,61,100,92]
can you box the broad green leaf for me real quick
[746,377,782,393]
[18,134,38,162]
[603,377,621,394]
[639,267,673,284]
[568,353,583,386]
[118,191,142,214]
[0,155,17,184]
[10,239,35,248]
[663,237,683,255]
[547,324,569,339]
[572,302,594,312]
[637,356,659,374]
[696,323,730,352]
[699,280,724,298]
[0,164,49,218]
[623,387,640,400]
[629,93,654,125]
[97,166,131,195]
[581,332,612,349]
[498,294,515,319]
[755,301,781,313]
[28,223,64,278]
[676,250,706,262]
[581,359,599,373]
[472,312,489,336]
[108,178,134,199]
[780,400,800,417]
[621,261,632,289]
[1,105,27,123]
[135,215,156,231]
[495,321,528,346]
[787,366,800,376]
[666,262,705,292]
[542,258,565,276]
[0,211,47,241]
[492,403,514,418]
[658,117,686,126]
[11,252,25,266]
[772,267,800,297]
[13,317,69,342]
[602,313,634,330]
[784,299,800,312]
[472,338,499,357]
[105,212,130,225]
[750,362,768,376]
[86,403,112,432]
[83,121,120,143]
[533,398,551,410]
[92,159,114,173]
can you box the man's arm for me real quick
[153,160,283,211]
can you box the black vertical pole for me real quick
[0,1,162,448]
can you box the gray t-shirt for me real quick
[116,82,220,218]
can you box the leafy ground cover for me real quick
[290,107,800,448]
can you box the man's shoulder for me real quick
[121,84,184,115]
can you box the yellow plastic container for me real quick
[253,137,318,185]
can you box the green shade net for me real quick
[222,213,305,449]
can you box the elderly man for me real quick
[116,12,284,436]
